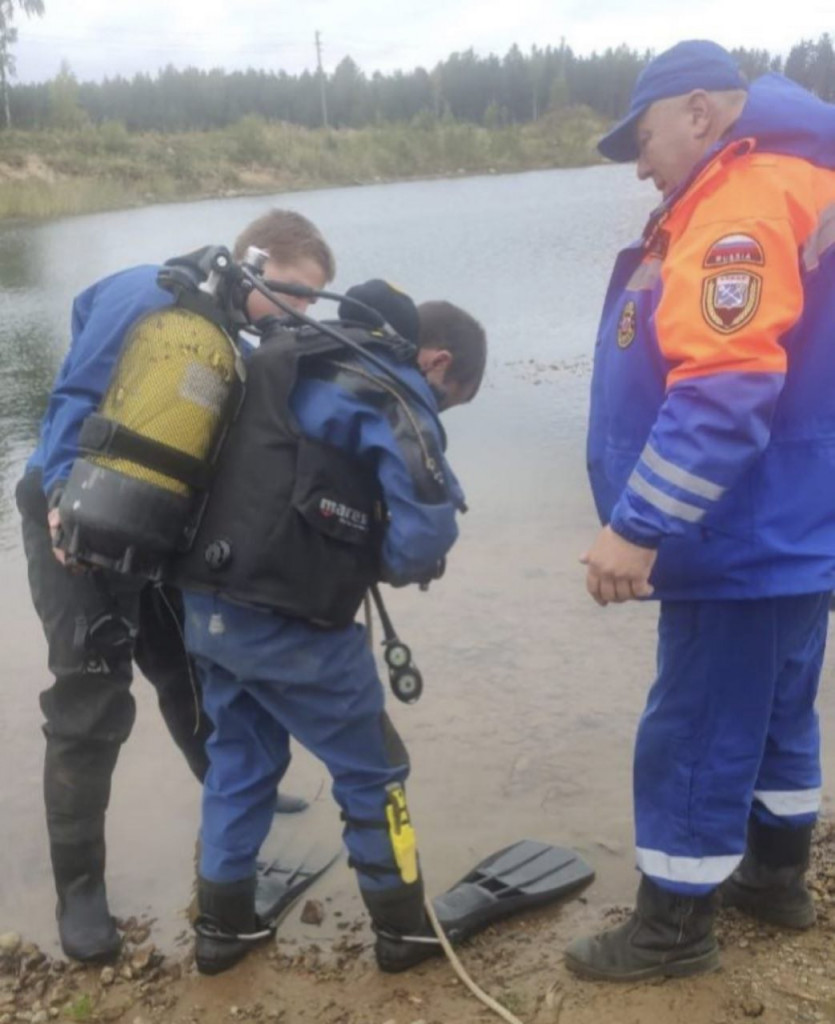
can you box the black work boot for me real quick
[51,841,121,963]
[361,881,441,973]
[722,819,816,929]
[564,875,720,982]
[194,876,275,976]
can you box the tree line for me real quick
[7,33,835,133]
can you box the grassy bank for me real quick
[0,107,607,221]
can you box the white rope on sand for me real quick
[423,895,527,1024]
[364,593,526,1023]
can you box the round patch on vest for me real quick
[617,300,637,349]
[204,538,232,571]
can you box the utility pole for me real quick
[315,30,329,129]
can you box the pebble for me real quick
[130,946,155,973]
[300,900,324,927]
[100,966,116,986]
[0,936,21,957]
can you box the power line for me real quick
[315,29,329,129]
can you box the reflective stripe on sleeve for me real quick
[639,444,725,502]
[627,470,707,523]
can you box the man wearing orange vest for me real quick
[571,40,835,980]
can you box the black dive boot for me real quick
[51,841,121,963]
[564,875,720,982]
[361,881,441,973]
[194,876,276,976]
[722,819,816,929]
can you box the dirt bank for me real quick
[2,821,833,1024]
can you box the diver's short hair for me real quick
[234,209,335,282]
[417,301,487,401]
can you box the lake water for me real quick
[1,166,832,956]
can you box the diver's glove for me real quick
[381,558,445,590]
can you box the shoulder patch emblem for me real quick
[617,300,637,348]
[701,271,762,333]
[703,234,765,268]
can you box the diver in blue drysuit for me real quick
[175,285,487,975]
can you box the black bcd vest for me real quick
[171,321,430,628]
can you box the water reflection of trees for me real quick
[0,228,48,546]
[0,226,45,291]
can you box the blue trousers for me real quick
[183,593,411,889]
[635,593,828,895]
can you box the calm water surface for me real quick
[2,167,832,955]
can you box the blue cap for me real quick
[598,40,748,162]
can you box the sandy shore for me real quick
[2,367,834,1024]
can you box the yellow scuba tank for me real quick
[57,247,247,578]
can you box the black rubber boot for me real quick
[722,819,816,929]
[194,876,275,976]
[564,875,720,982]
[51,841,121,963]
[361,881,441,973]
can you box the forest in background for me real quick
[0,33,833,220]
[6,34,835,133]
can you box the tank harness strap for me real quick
[79,413,213,490]
[174,288,237,330]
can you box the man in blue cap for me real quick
[569,40,835,980]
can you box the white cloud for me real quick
[11,0,834,84]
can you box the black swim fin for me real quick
[255,843,342,924]
[433,840,594,943]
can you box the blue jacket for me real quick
[587,75,835,599]
[27,265,463,585]
[291,356,464,583]
[27,265,172,497]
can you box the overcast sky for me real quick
[12,0,835,85]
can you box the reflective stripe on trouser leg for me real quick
[197,655,291,883]
[751,592,827,828]
[634,595,827,895]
